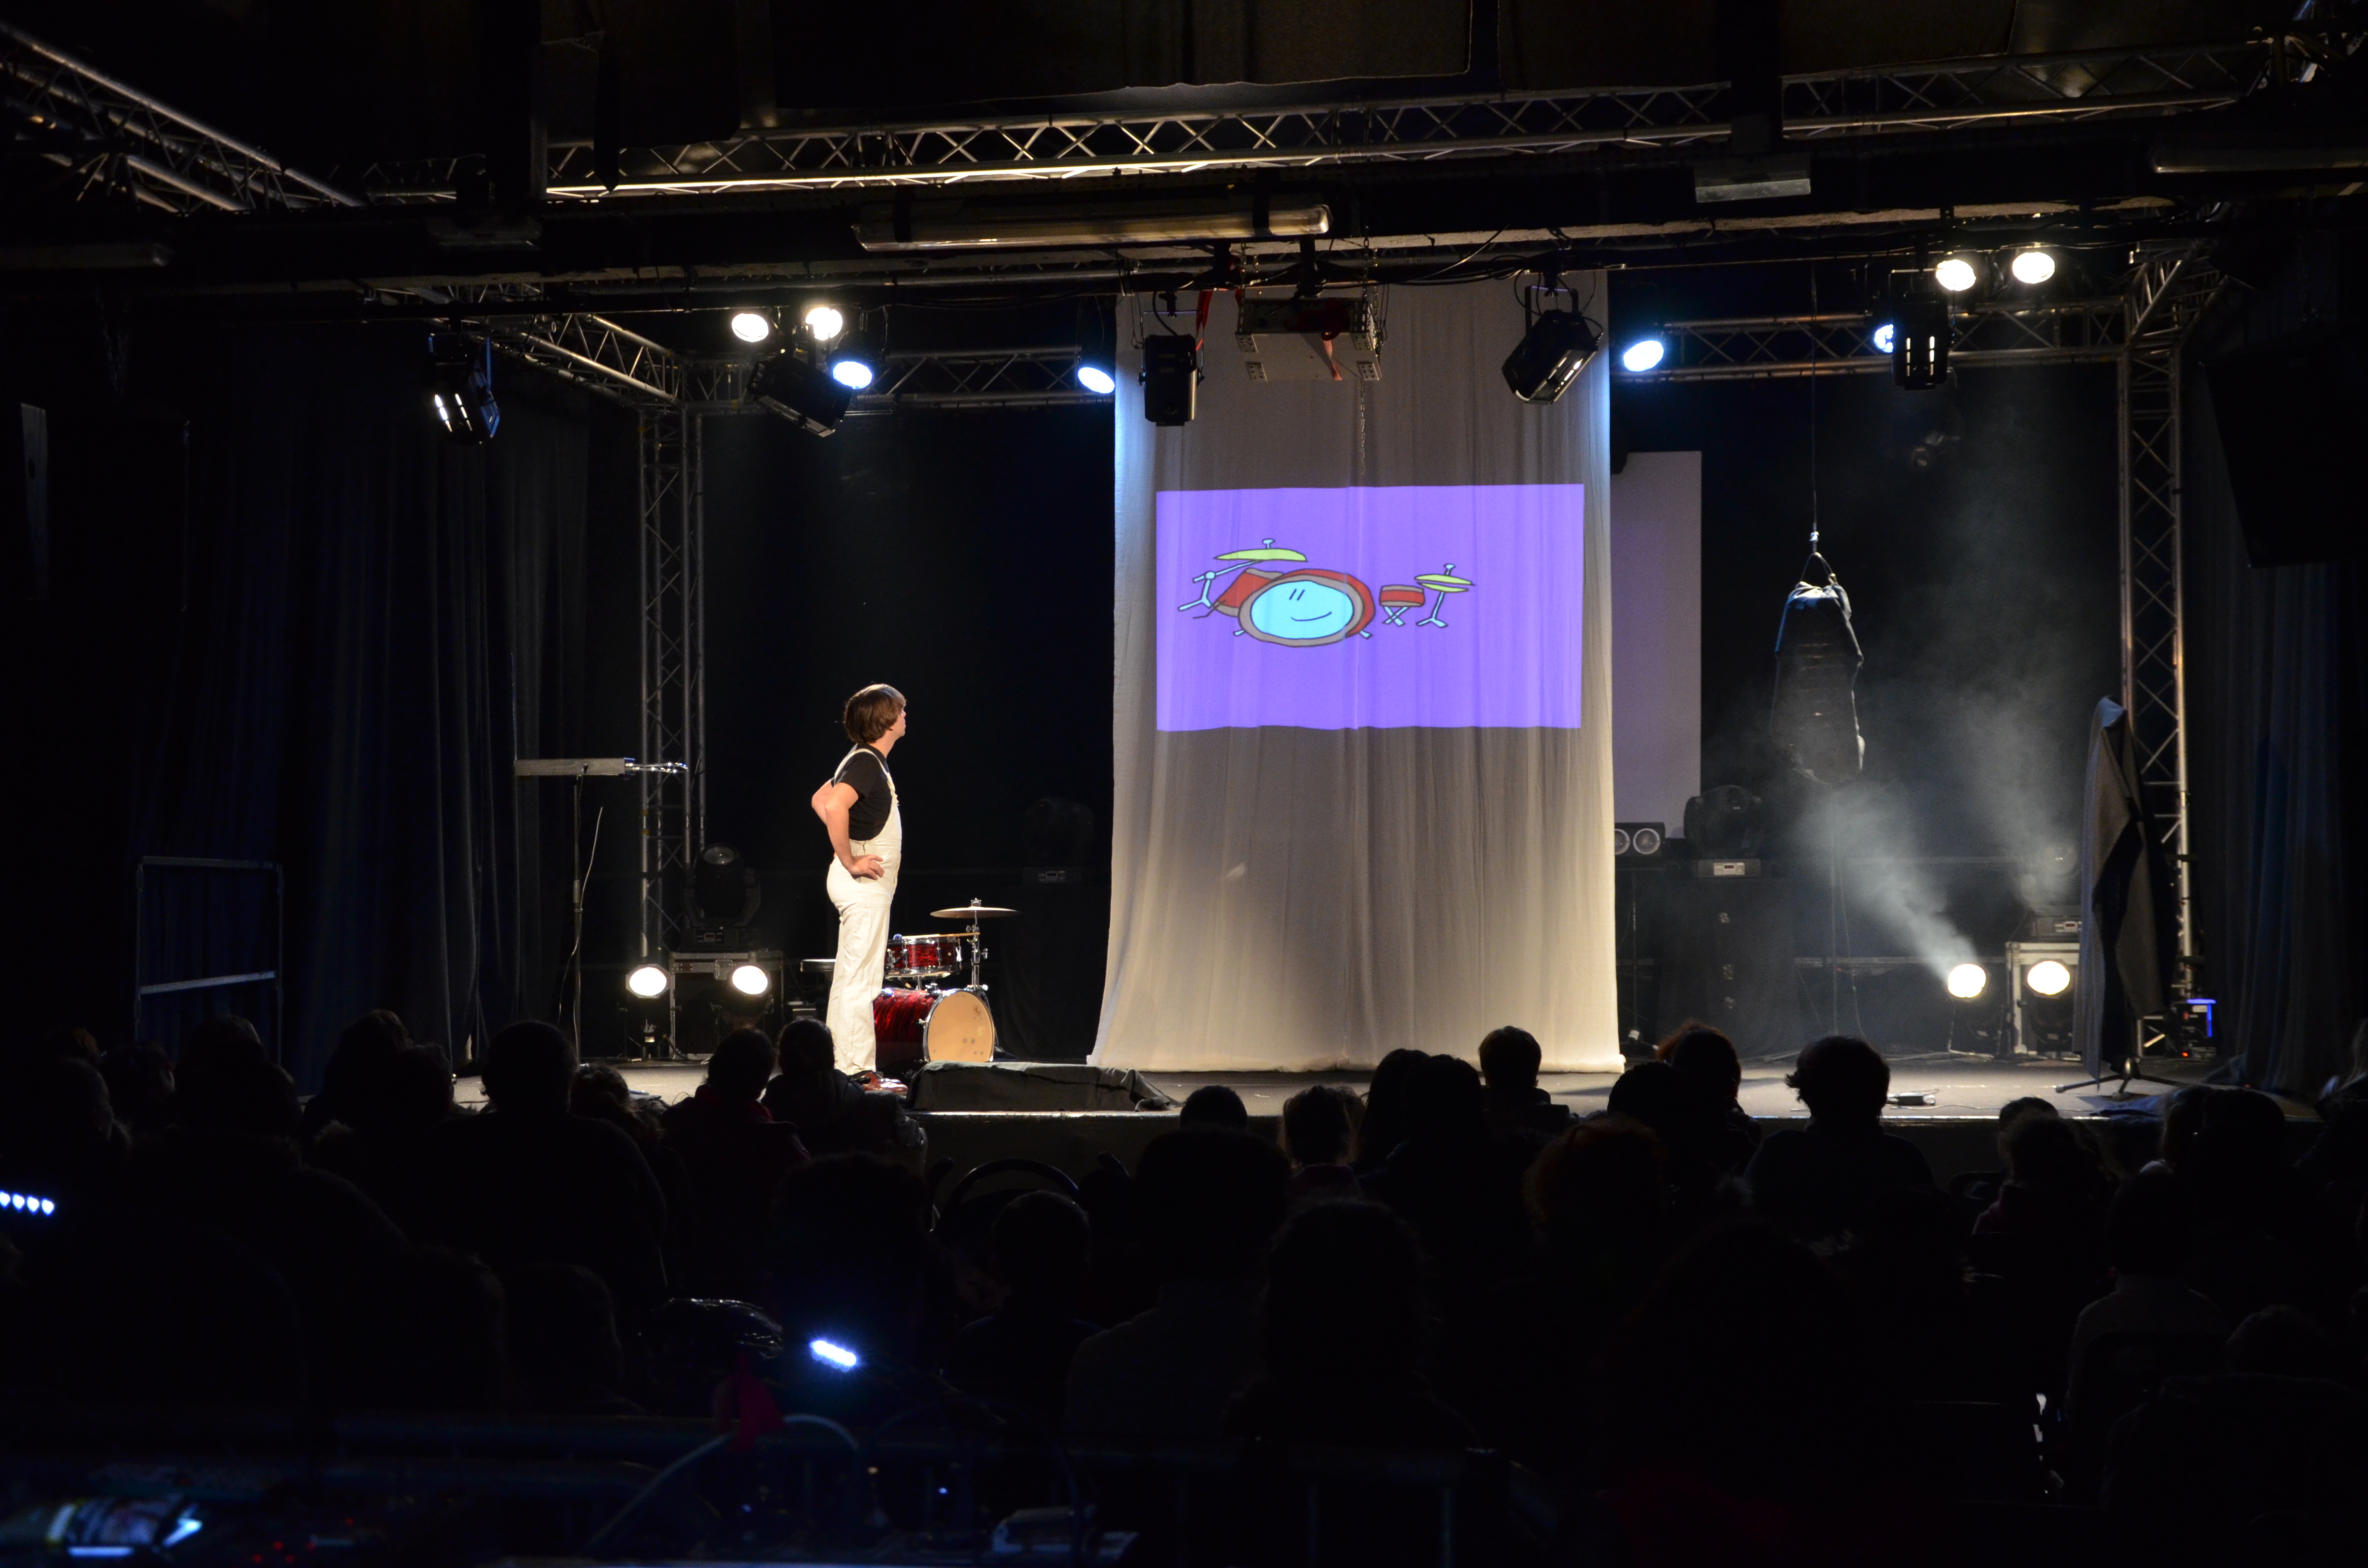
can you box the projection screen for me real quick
[1099,279,1617,1071]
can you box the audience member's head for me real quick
[0,1056,119,1192]
[2225,1304,2339,1379]
[343,1248,511,1412]
[776,1017,836,1075]
[987,1190,1091,1307]
[98,1042,174,1138]
[1527,1114,1666,1259]
[1355,1049,1429,1167]
[1478,1027,1543,1094]
[1134,1129,1288,1283]
[770,1154,939,1363]
[505,1262,627,1407]
[571,1061,632,1116]
[2156,1085,2213,1170]
[319,1010,409,1131]
[1280,1084,1360,1168]
[481,1021,576,1117]
[2000,1108,2109,1200]
[174,1017,298,1138]
[2188,1088,2291,1191]
[707,1027,778,1103]
[1178,1084,1250,1133]
[1837,1187,1970,1320]
[381,1043,455,1137]
[1261,1200,1428,1377]
[2105,1169,2198,1276]
[1784,1035,1890,1128]
[1664,1025,1743,1105]
[1402,1053,1488,1144]
[1606,1061,1701,1151]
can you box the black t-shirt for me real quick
[833,747,894,841]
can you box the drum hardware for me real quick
[928,899,1017,994]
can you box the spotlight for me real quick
[626,961,670,999]
[0,1188,58,1216]
[1947,963,1988,1000]
[802,304,846,342]
[1502,310,1602,404]
[809,1336,861,1371]
[1870,322,1896,355]
[2026,959,2072,997]
[1933,255,1981,294]
[729,963,771,997]
[1618,337,1667,373]
[1074,361,1117,395]
[829,355,876,392]
[423,334,499,443]
[2010,248,2057,285]
[1140,333,1199,426]
[729,310,773,344]
[1891,296,1951,391]
[749,353,854,436]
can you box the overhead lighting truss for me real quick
[0,19,358,214]
[352,38,2285,201]
[1623,298,2125,382]
[847,347,1108,413]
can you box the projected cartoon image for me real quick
[1176,538,1468,648]
[1156,485,1581,731]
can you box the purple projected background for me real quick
[1157,484,1585,731]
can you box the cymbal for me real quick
[1217,546,1306,563]
[930,904,1020,919]
[1416,575,1474,590]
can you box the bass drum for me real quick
[871,986,998,1078]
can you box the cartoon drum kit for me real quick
[1176,538,1476,647]
[806,897,1019,1079]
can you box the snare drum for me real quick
[871,986,998,1078]
[886,932,960,980]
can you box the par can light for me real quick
[1870,322,1896,355]
[626,963,670,999]
[729,963,771,997]
[2010,248,2058,285]
[830,356,876,392]
[729,310,773,344]
[1934,255,1981,294]
[2026,959,2072,997]
[1074,362,1117,395]
[1618,337,1667,373]
[802,304,846,342]
[1946,962,1988,1000]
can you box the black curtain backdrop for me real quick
[2186,233,2368,1096]
[5,316,599,1088]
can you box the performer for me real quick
[810,683,907,1076]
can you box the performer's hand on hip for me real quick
[848,853,886,880]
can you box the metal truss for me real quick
[0,19,357,213]
[349,38,2279,200]
[2118,242,2225,966]
[637,407,705,956]
[1625,298,2125,383]
[850,347,1101,413]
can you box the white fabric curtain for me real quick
[1098,279,1618,1071]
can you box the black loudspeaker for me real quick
[4,404,48,601]
[1652,876,1800,1060]
[2203,325,2368,566]
[1140,334,1198,426]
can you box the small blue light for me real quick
[38,1199,53,1214]
[162,1518,203,1548]
[1618,338,1666,373]
[808,1336,861,1371]
[1871,322,1896,355]
[69,1549,135,1559]
[1075,363,1117,395]
[830,358,876,391]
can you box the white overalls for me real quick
[825,747,901,1074]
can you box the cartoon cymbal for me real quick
[1415,573,1474,591]
[1217,537,1308,563]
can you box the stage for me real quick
[467,1053,2319,1188]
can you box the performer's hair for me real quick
[843,683,906,743]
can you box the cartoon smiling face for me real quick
[1241,571,1374,646]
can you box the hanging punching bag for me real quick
[1771,556,1864,785]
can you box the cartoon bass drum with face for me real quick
[1232,568,1378,647]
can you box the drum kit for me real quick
[809,898,1021,1080]
[1177,539,1476,645]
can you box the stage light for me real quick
[749,353,854,436]
[729,310,773,344]
[802,304,846,342]
[1892,296,1951,391]
[2010,248,2057,285]
[0,1188,57,1215]
[1933,255,1980,293]
[2027,959,2072,997]
[1502,310,1602,404]
[1947,963,1988,1000]
[423,334,499,443]
[830,355,876,391]
[1871,322,1896,355]
[729,963,771,997]
[809,1336,861,1371]
[626,962,670,999]
[1074,362,1117,395]
[1619,337,1666,373]
[856,196,1329,252]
